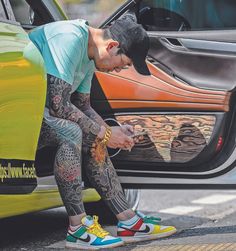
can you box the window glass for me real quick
[58,0,127,27]
[0,1,7,19]
[140,0,236,31]
[9,0,34,24]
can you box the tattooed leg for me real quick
[38,116,85,218]
[54,139,84,216]
[83,149,129,215]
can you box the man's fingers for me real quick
[134,137,139,144]
[121,124,134,135]
[126,125,134,133]
[125,135,134,145]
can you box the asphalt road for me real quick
[1,189,236,250]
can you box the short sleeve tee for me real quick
[28,19,95,94]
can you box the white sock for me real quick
[119,214,140,225]
[69,224,82,232]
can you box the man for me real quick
[29,15,176,250]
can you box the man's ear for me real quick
[106,40,119,56]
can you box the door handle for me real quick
[160,37,183,47]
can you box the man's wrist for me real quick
[97,126,112,146]
[98,125,107,139]
[101,126,112,145]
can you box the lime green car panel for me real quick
[0,188,101,219]
[0,22,46,160]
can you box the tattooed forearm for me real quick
[71,91,107,127]
[47,75,106,165]
[85,108,107,126]
[71,91,109,165]
[71,91,91,112]
[47,74,101,137]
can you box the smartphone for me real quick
[131,131,148,138]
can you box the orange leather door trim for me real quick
[95,62,230,112]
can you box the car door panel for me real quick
[179,38,236,53]
[92,69,227,165]
[148,35,236,91]
[90,1,236,188]
[146,30,236,43]
[113,112,223,164]
[94,66,229,112]
[91,35,236,187]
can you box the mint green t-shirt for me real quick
[28,19,95,93]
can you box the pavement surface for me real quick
[2,189,236,250]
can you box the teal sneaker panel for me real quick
[66,225,87,242]
[91,236,123,246]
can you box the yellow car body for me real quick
[0,0,100,219]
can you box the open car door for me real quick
[91,0,236,189]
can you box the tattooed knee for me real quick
[54,140,82,182]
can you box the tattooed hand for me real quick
[120,124,134,136]
[107,126,134,149]
[120,124,139,148]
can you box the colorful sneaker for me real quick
[66,215,124,250]
[117,211,176,243]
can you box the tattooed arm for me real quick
[47,75,104,139]
[47,75,133,150]
[71,91,107,127]
[71,91,135,150]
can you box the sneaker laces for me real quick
[87,216,109,238]
[136,211,161,224]
[143,215,161,224]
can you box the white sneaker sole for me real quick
[65,240,124,250]
[120,228,177,244]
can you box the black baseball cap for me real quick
[108,15,151,75]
